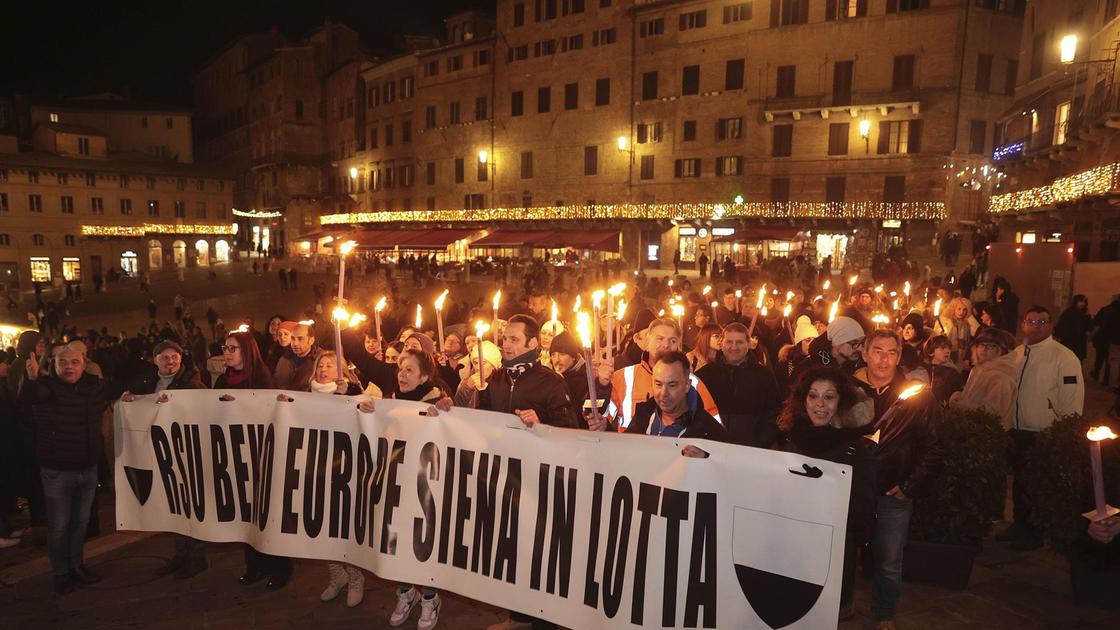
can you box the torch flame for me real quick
[874,285,884,294]
[592,289,605,309]
[573,294,582,313]
[898,383,924,400]
[492,289,501,311]
[415,304,423,328]
[348,313,367,329]
[828,301,839,323]
[575,312,592,349]
[849,275,858,286]
[374,296,387,312]
[657,308,665,317]
[904,281,911,296]
[435,289,449,311]
[608,282,626,296]
[872,313,891,325]
[551,299,558,324]
[332,307,349,322]
[735,289,742,299]
[783,304,792,317]
[1087,426,1119,442]
[823,279,831,291]
[474,321,490,338]
[892,298,899,311]
[235,323,250,333]
[933,298,943,317]
[710,301,718,308]
[813,295,824,303]
[756,285,766,308]
[760,306,768,317]
[702,285,712,295]
[298,319,315,326]
[617,299,627,320]
[786,290,794,301]
[671,303,685,318]
[339,240,357,255]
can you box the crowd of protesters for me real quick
[1,248,1118,630]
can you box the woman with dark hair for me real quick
[1054,294,1092,362]
[686,323,722,372]
[922,335,964,403]
[212,331,289,589]
[259,314,286,364]
[977,302,1007,331]
[777,366,875,620]
[990,276,1019,334]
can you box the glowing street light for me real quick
[478,149,489,164]
[1060,34,1078,64]
[616,136,628,151]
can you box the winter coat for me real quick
[695,354,782,447]
[20,373,119,471]
[127,363,206,395]
[1054,306,1093,359]
[273,346,324,391]
[954,352,1018,430]
[1012,336,1085,431]
[479,361,576,428]
[625,389,729,443]
[863,377,939,498]
[606,354,721,429]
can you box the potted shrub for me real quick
[1022,414,1120,609]
[904,406,1010,589]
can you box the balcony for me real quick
[763,90,921,122]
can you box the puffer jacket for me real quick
[479,361,576,428]
[20,373,118,470]
[954,352,1018,429]
[127,363,206,395]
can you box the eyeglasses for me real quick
[977,342,1002,352]
[221,345,241,352]
[1023,318,1050,327]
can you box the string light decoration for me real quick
[80,223,236,237]
[233,208,284,219]
[989,162,1120,214]
[320,201,946,225]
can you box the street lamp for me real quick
[616,135,628,151]
[859,119,871,153]
[478,149,488,164]
[1060,34,1078,65]
[349,166,358,179]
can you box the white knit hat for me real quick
[827,316,865,347]
[793,315,819,345]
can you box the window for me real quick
[876,120,922,154]
[385,124,394,146]
[892,55,916,91]
[384,82,396,103]
[57,172,68,185]
[60,195,74,213]
[726,59,745,90]
[828,123,850,156]
[30,256,50,281]
[563,34,584,51]
[640,155,655,179]
[425,60,439,77]
[454,158,465,183]
[425,106,437,129]
[642,72,659,100]
[216,205,226,218]
[1054,101,1071,145]
[402,120,412,144]
[448,55,463,72]
[724,3,753,23]
[196,201,206,218]
[401,165,415,187]
[891,0,930,12]
[679,10,707,30]
[91,196,104,214]
[29,194,43,212]
[509,45,528,62]
[50,112,59,122]
[975,53,993,92]
[1029,32,1045,81]
[0,234,8,246]
[682,65,700,95]
[773,0,809,26]
[146,175,156,190]
[538,86,551,113]
[640,18,664,37]
[592,28,617,45]
[450,101,461,124]
[147,200,159,217]
[295,99,304,120]
[637,122,663,143]
[883,175,906,202]
[520,151,534,179]
[716,156,743,176]
[370,126,379,148]
[828,0,868,19]
[475,96,488,120]
[584,146,598,175]
[0,192,7,211]
[514,2,525,26]
[564,83,579,110]
[569,0,585,13]
[196,179,204,191]
[33,234,47,248]
[401,76,415,99]
[120,199,133,215]
[595,78,610,106]
[674,158,701,177]
[826,177,846,203]
[62,257,80,280]
[141,116,148,128]
[511,91,524,116]
[717,117,743,140]
[475,49,491,66]
[426,162,436,185]
[1005,60,1018,95]
[683,120,697,141]
[78,137,90,155]
[970,119,988,154]
[776,65,796,98]
[176,177,186,191]
[174,200,186,218]
[833,60,854,105]
[771,178,791,202]
[28,170,39,183]
[772,125,793,156]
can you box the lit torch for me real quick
[1085,426,1120,521]
[435,289,449,351]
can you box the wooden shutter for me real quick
[877,121,891,154]
[886,0,897,13]
[826,0,837,20]
[908,119,923,153]
[770,0,780,27]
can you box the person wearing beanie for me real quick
[539,320,565,369]
[951,327,1018,429]
[776,316,821,392]
[547,331,595,429]
[453,340,503,409]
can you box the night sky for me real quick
[2,0,490,106]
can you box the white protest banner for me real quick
[115,390,850,629]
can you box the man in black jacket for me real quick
[695,322,782,447]
[20,342,120,595]
[626,352,728,450]
[547,330,592,429]
[120,341,209,579]
[479,314,575,428]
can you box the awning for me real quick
[397,229,480,249]
[469,231,556,248]
[712,227,803,242]
[535,231,620,252]
[351,229,429,248]
[295,229,340,242]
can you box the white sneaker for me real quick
[320,563,347,602]
[0,537,20,549]
[390,587,418,626]
[345,565,365,608]
[418,593,441,630]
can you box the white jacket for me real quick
[1012,336,1085,431]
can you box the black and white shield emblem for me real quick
[124,465,153,506]
[732,507,833,628]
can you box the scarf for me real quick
[395,380,436,402]
[501,348,540,381]
[310,380,337,394]
[789,416,862,459]
[224,367,250,386]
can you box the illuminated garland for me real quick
[81,223,236,237]
[321,201,946,225]
[989,162,1120,214]
[233,208,284,219]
